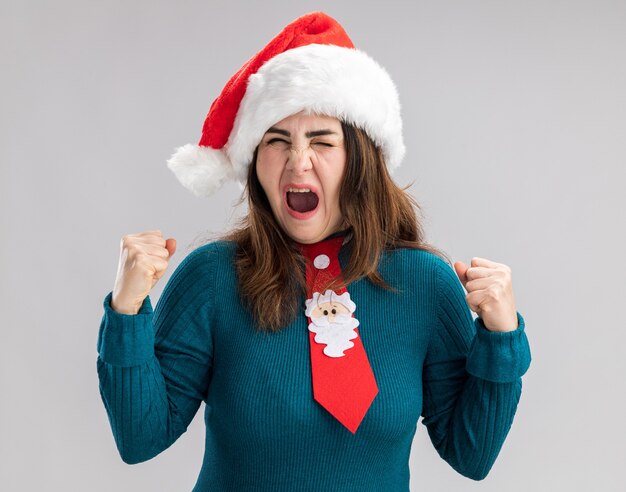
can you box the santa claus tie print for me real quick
[305,290,360,358]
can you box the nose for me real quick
[286,147,313,175]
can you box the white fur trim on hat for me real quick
[166,144,235,197]
[226,43,405,183]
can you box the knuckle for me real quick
[121,234,138,248]
[135,252,151,264]
[141,251,154,261]
[127,243,143,256]
[488,288,501,301]
[155,248,168,258]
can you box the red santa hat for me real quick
[167,11,405,197]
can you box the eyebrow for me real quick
[265,127,339,138]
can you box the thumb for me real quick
[165,238,177,258]
[453,261,469,289]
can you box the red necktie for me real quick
[299,235,378,433]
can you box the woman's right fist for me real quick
[111,230,176,314]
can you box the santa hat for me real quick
[167,11,405,197]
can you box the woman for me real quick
[97,11,531,491]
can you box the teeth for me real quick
[287,188,311,193]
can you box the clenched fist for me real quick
[111,230,177,314]
[454,257,519,333]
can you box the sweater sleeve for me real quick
[96,245,215,464]
[420,258,531,480]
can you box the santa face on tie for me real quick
[305,290,360,358]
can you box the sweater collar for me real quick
[295,228,353,270]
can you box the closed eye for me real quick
[267,138,289,145]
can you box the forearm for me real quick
[96,291,190,464]
[424,373,523,480]
[96,355,187,464]
[423,274,532,480]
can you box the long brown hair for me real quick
[222,121,450,332]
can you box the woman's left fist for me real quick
[453,257,519,333]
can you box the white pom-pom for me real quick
[166,144,234,197]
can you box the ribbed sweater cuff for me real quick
[97,291,155,367]
[465,311,531,383]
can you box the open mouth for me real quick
[286,188,319,213]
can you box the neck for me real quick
[296,228,352,247]
[323,228,350,241]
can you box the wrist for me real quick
[110,295,142,315]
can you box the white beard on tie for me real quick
[308,314,360,358]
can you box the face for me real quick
[255,112,347,244]
[309,301,351,323]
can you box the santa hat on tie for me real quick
[167,11,405,197]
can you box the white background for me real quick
[1,0,624,490]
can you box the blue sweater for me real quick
[97,240,531,491]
